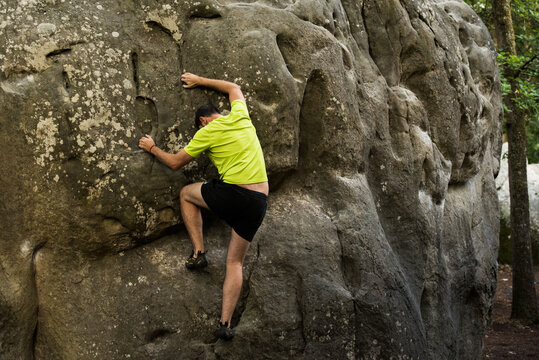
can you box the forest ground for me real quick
[482,265,539,359]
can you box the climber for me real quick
[138,73,268,341]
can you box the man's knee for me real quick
[180,185,189,201]
[180,182,209,209]
[180,183,198,201]
[225,259,243,270]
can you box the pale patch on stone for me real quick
[0,74,34,96]
[35,115,59,167]
[87,174,113,200]
[79,108,112,131]
[145,11,183,42]
[37,23,56,36]
[96,161,111,173]
[0,20,12,30]
[256,101,278,114]
[24,41,62,73]
[20,241,31,256]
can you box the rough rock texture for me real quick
[0,0,502,359]
[496,142,539,264]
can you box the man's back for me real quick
[184,99,268,185]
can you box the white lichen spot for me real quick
[37,23,56,36]
[53,174,59,182]
[34,116,59,167]
[96,161,111,172]
[122,79,132,89]
[112,31,119,38]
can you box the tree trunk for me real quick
[507,104,537,321]
[492,0,517,53]
[492,0,538,322]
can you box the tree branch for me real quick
[514,54,537,78]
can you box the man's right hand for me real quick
[138,134,156,153]
[181,73,202,88]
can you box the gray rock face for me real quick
[0,0,502,359]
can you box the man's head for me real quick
[195,104,221,129]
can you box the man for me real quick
[138,72,268,340]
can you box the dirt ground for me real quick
[482,265,539,359]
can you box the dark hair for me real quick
[195,104,220,129]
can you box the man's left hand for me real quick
[181,73,202,88]
[138,135,155,153]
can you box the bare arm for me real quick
[181,73,245,103]
[138,135,194,170]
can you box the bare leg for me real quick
[180,182,209,255]
[221,230,250,326]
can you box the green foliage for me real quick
[464,0,493,26]
[463,0,539,163]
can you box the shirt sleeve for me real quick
[184,128,211,158]
[229,99,250,120]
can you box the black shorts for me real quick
[201,179,267,242]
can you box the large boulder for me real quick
[0,0,502,359]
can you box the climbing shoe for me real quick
[215,321,235,341]
[185,250,208,270]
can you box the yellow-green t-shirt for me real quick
[184,100,268,184]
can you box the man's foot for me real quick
[215,321,235,340]
[185,250,208,270]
